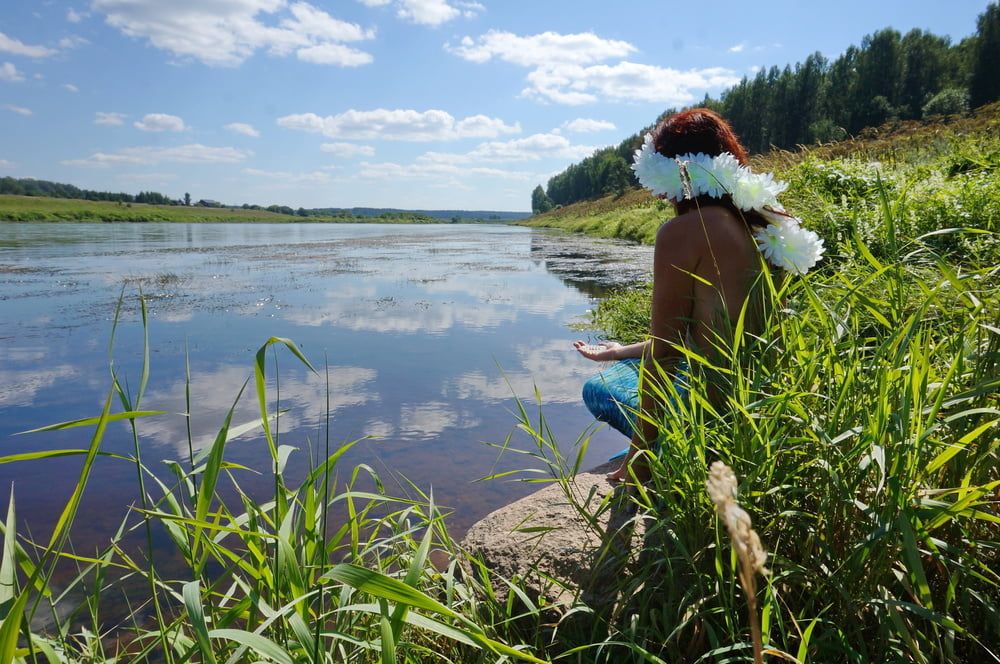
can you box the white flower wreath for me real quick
[631,133,825,274]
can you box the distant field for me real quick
[0,195,441,223]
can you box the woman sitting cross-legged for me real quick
[575,108,823,483]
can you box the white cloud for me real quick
[243,167,333,183]
[449,29,739,106]
[117,172,177,183]
[419,132,595,163]
[0,159,14,170]
[224,122,261,137]
[92,0,375,67]
[562,118,616,133]
[296,42,372,66]
[320,142,375,157]
[63,83,80,92]
[67,8,84,23]
[63,144,252,167]
[95,111,127,125]
[0,31,57,58]
[749,65,762,74]
[447,30,635,67]
[728,43,745,53]
[523,62,741,106]
[357,160,532,181]
[277,108,520,142]
[58,36,89,50]
[396,0,457,25]
[0,62,24,82]
[134,113,186,132]
[358,0,479,25]
[3,104,32,117]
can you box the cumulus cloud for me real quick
[296,42,373,66]
[396,0,457,25]
[524,62,741,106]
[320,142,375,157]
[418,132,595,163]
[357,160,532,181]
[447,30,635,67]
[277,108,520,142]
[448,29,739,106]
[562,118,616,133]
[728,43,745,53]
[243,167,332,183]
[0,31,57,58]
[58,36,89,50]
[95,111,127,125]
[63,144,252,167]
[92,0,374,67]
[134,113,186,132]
[0,159,14,170]
[358,0,481,25]
[63,83,80,92]
[0,62,24,82]
[224,122,261,137]
[3,104,32,117]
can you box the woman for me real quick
[575,108,822,482]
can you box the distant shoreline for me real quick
[0,194,529,224]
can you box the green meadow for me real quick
[0,195,439,223]
[0,107,996,662]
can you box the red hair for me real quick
[652,108,749,164]
[651,108,762,225]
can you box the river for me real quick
[0,222,652,548]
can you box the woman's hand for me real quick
[573,340,621,362]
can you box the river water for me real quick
[0,222,652,547]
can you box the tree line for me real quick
[0,176,193,206]
[532,3,999,213]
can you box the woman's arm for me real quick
[573,339,647,361]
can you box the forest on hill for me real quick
[531,3,999,213]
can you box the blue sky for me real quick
[0,1,992,211]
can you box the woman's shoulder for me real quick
[657,204,750,246]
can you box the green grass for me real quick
[0,108,997,662]
[0,195,441,223]
[525,101,1000,250]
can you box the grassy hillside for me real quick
[524,102,1000,250]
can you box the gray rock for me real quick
[461,460,647,610]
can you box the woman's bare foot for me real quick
[606,460,629,482]
[606,448,651,484]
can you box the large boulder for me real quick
[461,460,647,609]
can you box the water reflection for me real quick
[0,223,650,544]
[136,364,378,456]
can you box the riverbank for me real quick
[0,194,447,223]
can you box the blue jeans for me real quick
[582,359,689,457]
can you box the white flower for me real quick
[631,134,684,200]
[708,152,743,198]
[680,153,714,198]
[630,140,819,275]
[732,169,788,211]
[753,214,825,275]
